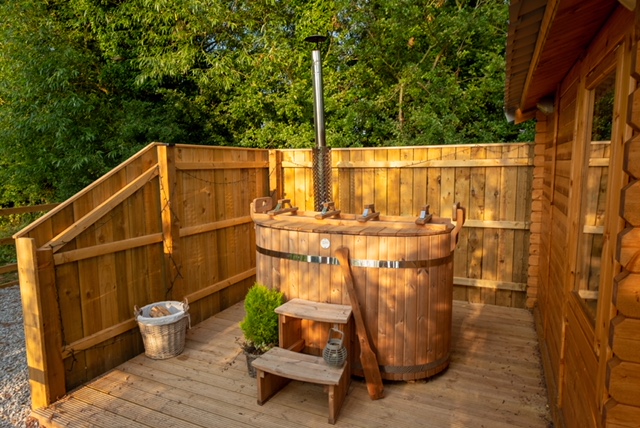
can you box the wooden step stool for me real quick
[252,299,353,424]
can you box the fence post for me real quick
[16,238,65,409]
[269,149,283,202]
[157,144,185,300]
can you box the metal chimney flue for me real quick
[305,35,332,211]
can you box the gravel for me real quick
[0,285,31,428]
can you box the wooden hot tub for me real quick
[251,198,464,381]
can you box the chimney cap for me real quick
[304,35,327,45]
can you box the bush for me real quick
[239,284,284,353]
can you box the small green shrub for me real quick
[239,284,284,353]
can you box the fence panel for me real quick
[277,143,534,308]
[13,143,270,400]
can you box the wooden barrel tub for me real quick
[251,198,464,381]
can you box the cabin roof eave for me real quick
[505,0,622,123]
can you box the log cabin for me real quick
[506,1,640,426]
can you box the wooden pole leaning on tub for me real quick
[335,247,384,400]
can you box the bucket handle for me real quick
[328,327,344,345]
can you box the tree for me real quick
[0,0,532,204]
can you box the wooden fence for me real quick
[273,143,534,308]
[14,143,269,407]
[0,204,58,288]
[13,141,534,409]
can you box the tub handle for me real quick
[451,202,465,252]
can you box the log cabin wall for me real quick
[529,6,640,427]
[604,5,640,427]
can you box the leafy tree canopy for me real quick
[0,0,533,204]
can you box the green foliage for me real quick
[0,0,533,205]
[0,211,41,285]
[239,284,285,353]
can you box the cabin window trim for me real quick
[571,48,619,332]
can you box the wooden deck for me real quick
[31,301,550,428]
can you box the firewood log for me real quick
[150,305,172,317]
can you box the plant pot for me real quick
[243,349,261,378]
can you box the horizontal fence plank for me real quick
[179,216,253,238]
[0,279,19,289]
[588,158,609,167]
[454,277,527,292]
[184,267,256,304]
[53,216,256,265]
[583,225,604,234]
[0,263,17,275]
[462,219,531,230]
[282,158,533,169]
[0,237,14,246]
[62,318,138,359]
[176,161,269,170]
[53,233,164,265]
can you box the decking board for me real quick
[32,300,550,428]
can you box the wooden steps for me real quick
[275,298,352,324]
[254,299,354,424]
[253,347,345,386]
[253,346,350,424]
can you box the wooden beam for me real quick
[285,158,534,169]
[0,279,19,289]
[0,263,17,275]
[454,277,527,292]
[157,144,184,300]
[184,268,256,304]
[462,219,531,230]
[515,108,538,124]
[613,271,640,318]
[607,358,640,407]
[604,399,640,427]
[176,161,269,170]
[519,0,560,112]
[624,134,640,176]
[61,319,137,359]
[609,315,640,363]
[617,227,640,267]
[16,238,65,408]
[269,149,284,201]
[628,84,640,131]
[583,225,605,234]
[52,216,254,265]
[621,179,640,226]
[53,233,163,265]
[179,216,253,238]
[588,158,610,167]
[44,164,159,253]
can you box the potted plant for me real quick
[239,283,285,377]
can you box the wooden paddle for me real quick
[335,247,384,400]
